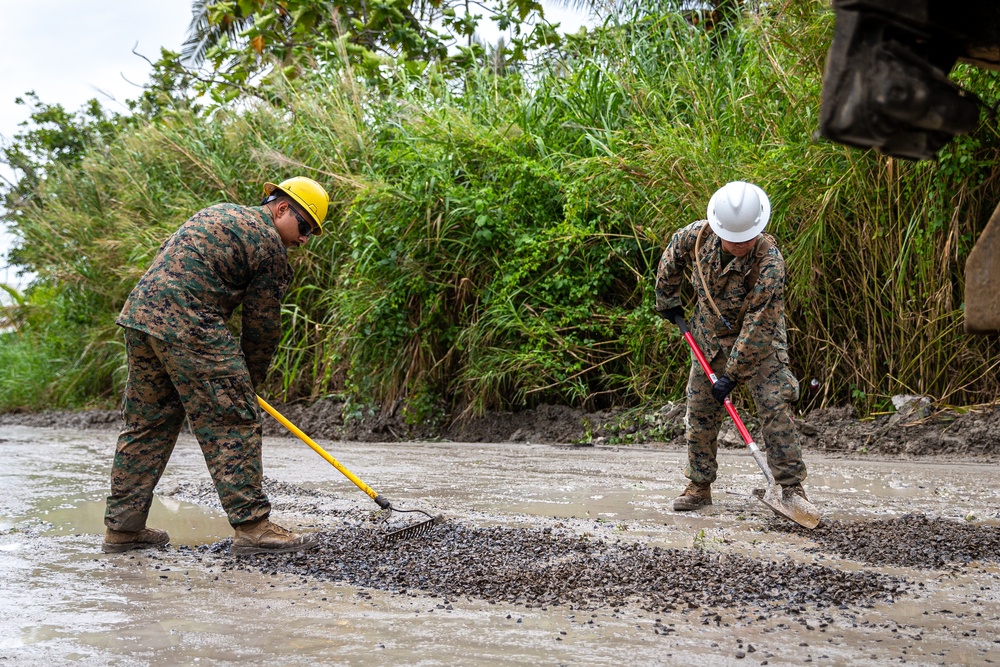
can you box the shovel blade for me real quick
[752,487,821,530]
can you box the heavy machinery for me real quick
[819,0,1000,334]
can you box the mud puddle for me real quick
[3,425,1000,665]
[36,494,231,546]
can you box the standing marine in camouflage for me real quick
[655,181,808,511]
[103,177,329,555]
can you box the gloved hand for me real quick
[656,306,685,326]
[711,375,737,405]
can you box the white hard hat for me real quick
[707,181,771,242]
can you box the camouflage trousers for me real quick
[684,347,806,487]
[104,328,270,531]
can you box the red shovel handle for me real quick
[673,315,756,449]
[673,317,817,528]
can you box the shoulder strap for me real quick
[737,233,775,325]
[694,222,734,331]
[744,233,774,293]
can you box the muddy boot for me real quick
[672,481,712,511]
[231,518,319,556]
[102,527,170,553]
[782,483,809,502]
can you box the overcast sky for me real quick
[0,0,589,297]
[0,1,192,294]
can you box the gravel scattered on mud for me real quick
[195,523,907,615]
[800,515,1000,569]
[171,476,1000,576]
[162,477,342,516]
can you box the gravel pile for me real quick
[201,522,906,613]
[803,514,1000,569]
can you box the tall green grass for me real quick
[3,0,999,416]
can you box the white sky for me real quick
[0,1,589,298]
[0,1,193,295]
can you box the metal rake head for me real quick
[382,514,444,544]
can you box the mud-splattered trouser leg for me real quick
[684,349,726,485]
[684,349,807,486]
[747,351,806,486]
[105,328,270,531]
[104,329,184,531]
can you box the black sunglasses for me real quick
[288,205,314,238]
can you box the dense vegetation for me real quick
[3,0,1000,422]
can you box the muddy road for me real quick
[2,424,999,666]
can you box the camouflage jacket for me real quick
[655,220,788,382]
[117,203,293,388]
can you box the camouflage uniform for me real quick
[655,220,806,487]
[105,203,293,531]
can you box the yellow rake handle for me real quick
[256,395,390,509]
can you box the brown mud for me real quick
[3,414,1000,664]
[5,398,1000,459]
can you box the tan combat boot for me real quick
[102,527,170,553]
[231,518,320,556]
[673,481,712,511]
[782,483,809,502]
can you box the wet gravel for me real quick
[166,481,998,614]
[801,514,1000,569]
[197,522,907,615]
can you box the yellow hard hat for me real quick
[263,176,329,235]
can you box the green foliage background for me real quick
[3,1,1000,419]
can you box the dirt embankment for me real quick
[3,398,1000,458]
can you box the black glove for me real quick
[711,375,737,405]
[656,306,685,326]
